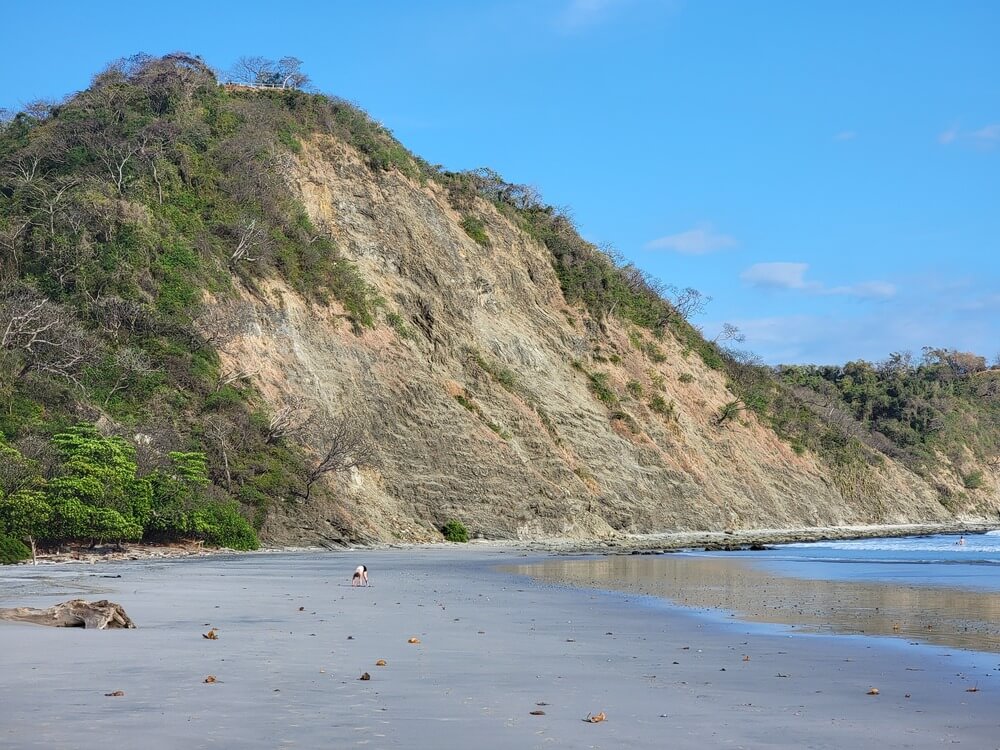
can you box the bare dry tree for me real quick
[713,323,746,345]
[7,155,43,185]
[137,122,179,204]
[230,56,274,86]
[215,364,259,392]
[230,215,269,264]
[297,415,378,502]
[671,286,712,321]
[203,416,238,492]
[103,346,157,405]
[229,56,310,89]
[93,296,157,341]
[0,216,31,282]
[275,57,310,89]
[86,130,143,195]
[24,177,77,243]
[194,301,258,352]
[0,284,97,388]
[263,404,311,444]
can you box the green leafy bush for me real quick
[649,395,676,419]
[717,400,743,426]
[191,502,259,550]
[49,425,153,531]
[586,371,617,406]
[441,519,469,543]
[962,471,984,490]
[0,489,52,559]
[385,311,415,340]
[454,394,477,413]
[0,533,30,564]
[460,215,490,247]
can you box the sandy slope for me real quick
[1,548,997,749]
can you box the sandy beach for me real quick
[2,546,998,749]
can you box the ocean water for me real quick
[516,532,1000,654]
[765,531,1000,592]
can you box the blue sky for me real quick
[2,0,997,365]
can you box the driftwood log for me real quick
[0,599,136,629]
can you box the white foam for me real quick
[783,536,1000,555]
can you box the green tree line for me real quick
[0,424,256,563]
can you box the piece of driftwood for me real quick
[0,599,136,629]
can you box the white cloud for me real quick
[732,273,996,365]
[740,262,813,290]
[939,122,999,149]
[645,223,738,254]
[741,262,895,299]
[938,125,959,145]
[971,123,1000,148]
[833,130,857,141]
[735,306,992,365]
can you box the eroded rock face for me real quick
[0,600,136,629]
[211,136,982,546]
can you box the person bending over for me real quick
[352,565,369,587]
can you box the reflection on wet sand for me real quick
[511,555,1000,653]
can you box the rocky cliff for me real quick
[214,136,978,544]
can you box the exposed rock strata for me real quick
[213,137,988,545]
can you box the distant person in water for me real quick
[957,536,966,546]
[352,565,369,587]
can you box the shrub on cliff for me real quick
[441,520,469,543]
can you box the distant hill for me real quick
[0,54,996,556]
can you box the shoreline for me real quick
[16,519,999,566]
[512,548,1000,655]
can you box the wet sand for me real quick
[2,547,999,749]
[514,554,1000,653]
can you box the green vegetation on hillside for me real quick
[700,345,999,499]
[0,53,401,553]
[438,168,724,370]
[777,350,999,476]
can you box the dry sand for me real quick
[2,546,998,749]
